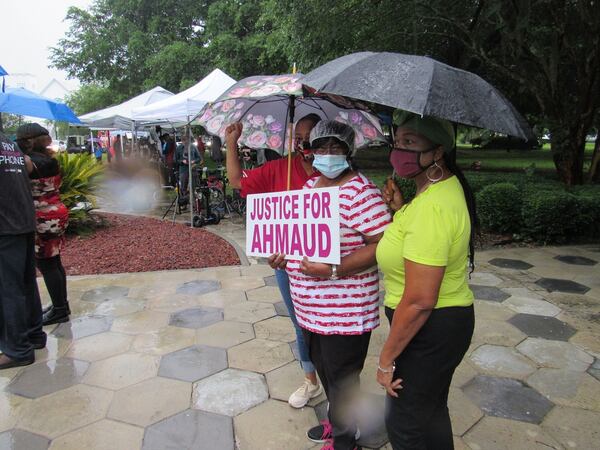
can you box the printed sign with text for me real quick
[245,187,340,264]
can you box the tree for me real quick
[203,0,289,78]
[428,0,600,185]
[51,0,213,99]
[65,83,116,115]
[0,113,24,136]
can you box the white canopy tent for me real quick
[131,69,236,126]
[79,86,174,129]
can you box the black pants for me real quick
[0,233,45,360]
[36,255,68,309]
[384,305,474,450]
[303,329,371,450]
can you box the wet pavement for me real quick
[1,220,599,449]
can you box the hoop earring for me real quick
[426,161,444,183]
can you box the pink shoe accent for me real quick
[320,420,333,440]
[320,438,335,450]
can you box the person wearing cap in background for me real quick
[0,129,47,369]
[225,114,325,409]
[269,120,391,450]
[16,123,71,326]
[375,111,477,449]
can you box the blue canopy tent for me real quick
[0,87,81,123]
[0,65,7,92]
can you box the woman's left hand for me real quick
[376,366,403,398]
[300,257,332,278]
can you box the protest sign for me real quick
[245,187,340,264]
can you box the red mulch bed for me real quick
[62,213,240,275]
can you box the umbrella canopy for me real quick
[0,87,81,123]
[0,65,7,76]
[197,74,387,155]
[132,69,236,125]
[302,52,533,140]
[80,86,173,129]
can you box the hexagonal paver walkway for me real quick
[508,313,577,341]
[1,244,598,449]
[462,375,554,424]
[554,255,597,266]
[489,258,534,270]
[469,285,511,302]
[535,277,591,294]
[158,345,227,382]
[169,307,224,329]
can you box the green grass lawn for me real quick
[353,142,596,177]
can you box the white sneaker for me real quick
[288,378,323,408]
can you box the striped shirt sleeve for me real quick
[347,177,391,236]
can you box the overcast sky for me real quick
[3,0,93,91]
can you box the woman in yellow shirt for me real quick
[376,111,476,449]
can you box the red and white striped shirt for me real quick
[286,173,391,335]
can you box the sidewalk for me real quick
[1,222,599,449]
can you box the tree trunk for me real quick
[0,113,4,133]
[550,125,586,185]
[588,133,600,183]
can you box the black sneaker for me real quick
[307,421,332,443]
[31,338,47,350]
[42,306,70,326]
[42,304,71,315]
[0,354,34,370]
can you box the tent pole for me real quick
[187,117,193,228]
[90,130,95,156]
[119,132,124,158]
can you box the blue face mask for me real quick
[312,154,350,179]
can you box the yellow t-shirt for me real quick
[376,176,474,310]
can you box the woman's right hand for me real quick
[268,253,287,270]
[383,177,404,212]
[225,122,243,149]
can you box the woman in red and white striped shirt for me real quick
[270,120,390,450]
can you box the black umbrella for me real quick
[301,52,534,140]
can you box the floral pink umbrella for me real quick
[197,74,386,155]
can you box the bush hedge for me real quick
[367,169,600,244]
[474,179,600,244]
[476,183,522,234]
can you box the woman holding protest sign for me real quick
[375,111,476,449]
[225,114,325,409]
[269,120,390,450]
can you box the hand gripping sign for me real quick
[245,187,341,264]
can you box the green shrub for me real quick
[476,183,522,234]
[521,191,588,244]
[395,177,416,203]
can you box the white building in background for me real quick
[40,78,72,102]
[4,72,38,92]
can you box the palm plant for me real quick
[57,152,104,233]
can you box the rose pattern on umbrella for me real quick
[267,134,283,149]
[221,99,237,112]
[246,130,268,148]
[198,74,386,153]
[334,112,382,149]
[206,115,225,134]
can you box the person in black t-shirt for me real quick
[0,130,46,370]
